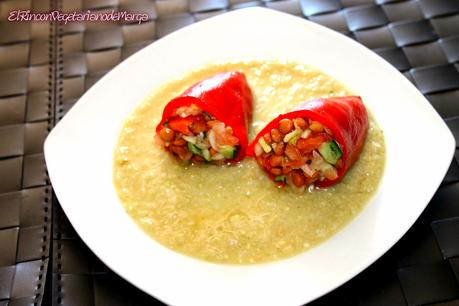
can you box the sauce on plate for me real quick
[113,60,386,264]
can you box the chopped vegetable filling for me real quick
[158,104,239,164]
[254,117,343,188]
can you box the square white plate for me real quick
[44,7,455,306]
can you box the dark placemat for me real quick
[1,0,458,305]
[0,0,54,305]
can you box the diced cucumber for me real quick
[289,135,300,145]
[274,175,286,183]
[195,142,210,150]
[283,128,302,143]
[318,141,342,165]
[202,148,211,161]
[187,142,202,155]
[219,145,236,159]
[258,137,272,153]
[182,135,197,144]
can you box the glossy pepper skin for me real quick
[156,71,253,162]
[248,96,368,188]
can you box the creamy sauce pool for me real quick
[114,61,386,264]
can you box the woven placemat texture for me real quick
[0,0,54,305]
[1,0,459,305]
[51,1,459,305]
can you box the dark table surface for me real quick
[1,0,459,305]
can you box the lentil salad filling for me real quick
[158,104,240,164]
[254,117,342,189]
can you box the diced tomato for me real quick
[296,133,330,153]
[283,160,304,168]
[190,116,207,134]
[167,116,196,135]
[284,144,302,161]
[216,132,239,146]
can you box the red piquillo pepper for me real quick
[248,96,368,188]
[156,71,253,163]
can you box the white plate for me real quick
[44,7,455,306]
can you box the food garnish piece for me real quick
[318,141,342,165]
[156,71,253,164]
[248,96,368,189]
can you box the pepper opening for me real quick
[158,104,240,164]
[254,117,343,188]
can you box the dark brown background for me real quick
[1,0,459,305]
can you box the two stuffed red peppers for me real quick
[156,71,253,164]
[156,72,368,189]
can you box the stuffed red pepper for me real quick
[156,71,253,164]
[248,96,368,188]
